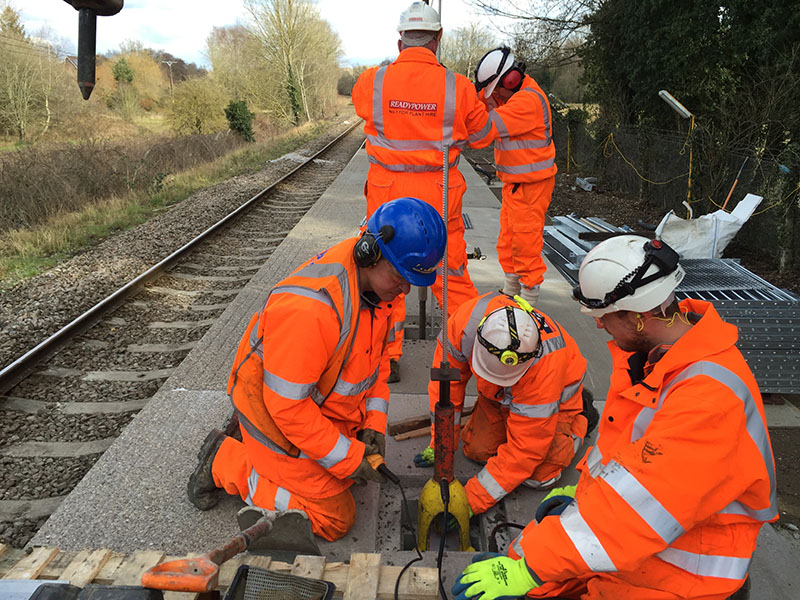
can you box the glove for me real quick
[452,553,539,600]
[534,484,577,523]
[357,429,386,457]
[347,455,386,486]
[413,446,434,467]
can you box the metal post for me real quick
[77,8,97,100]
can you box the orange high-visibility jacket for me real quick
[510,299,777,598]
[227,238,392,499]
[428,292,587,513]
[352,47,495,175]
[489,74,557,183]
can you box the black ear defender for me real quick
[354,224,395,267]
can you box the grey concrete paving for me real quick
[31,150,799,598]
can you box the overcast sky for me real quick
[18,0,488,67]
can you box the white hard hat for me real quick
[398,2,441,32]
[574,235,686,317]
[471,306,541,387]
[475,47,515,98]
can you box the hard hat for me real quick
[573,235,685,317]
[398,1,441,32]
[472,306,542,386]
[474,47,524,98]
[367,197,446,287]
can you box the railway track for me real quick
[0,119,366,548]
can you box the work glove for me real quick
[534,484,577,523]
[452,552,540,600]
[413,446,434,467]
[347,455,386,486]
[357,428,386,458]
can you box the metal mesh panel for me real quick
[227,566,334,600]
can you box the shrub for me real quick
[224,100,255,142]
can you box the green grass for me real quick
[0,120,337,292]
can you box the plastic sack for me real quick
[655,194,762,258]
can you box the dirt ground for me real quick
[463,148,800,537]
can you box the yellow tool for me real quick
[417,477,473,552]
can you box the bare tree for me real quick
[439,23,497,77]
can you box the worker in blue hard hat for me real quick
[188,197,447,541]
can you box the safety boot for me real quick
[388,358,400,383]
[519,284,540,306]
[187,428,225,510]
[502,273,521,296]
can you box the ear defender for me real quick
[354,224,395,268]
[499,61,526,92]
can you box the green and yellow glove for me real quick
[452,553,540,600]
[534,484,577,523]
[413,446,434,467]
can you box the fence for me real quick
[552,113,800,271]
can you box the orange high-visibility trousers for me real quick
[211,436,356,542]
[461,393,582,484]
[365,168,479,319]
[496,177,554,289]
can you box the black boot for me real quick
[388,358,400,383]
[581,389,600,436]
[187,428,226,510]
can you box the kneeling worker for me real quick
[453,236,776,600]
[415,292,597,515]
[187,197,446,541]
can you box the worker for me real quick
[187,197,447,542]
[453,235,777,600]
[474,47,557,306]
[413,291,598,515]
[352,1,496,382]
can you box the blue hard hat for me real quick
[367,197,446,287]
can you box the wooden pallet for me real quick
[0,543,438,599]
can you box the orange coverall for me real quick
[510,299,777,599]
[489,75,557,290]
[211,238,392,541]
[428,292,588,514]
[352,46,496,359]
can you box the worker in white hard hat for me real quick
[474,47,557,306]
[413,291,597,516]
[352,1,496,383]
[452,235,775,600]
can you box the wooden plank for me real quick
[112,550,165,586]
[58,548,112,587]
[344,553,381,600]
[94,552,125,584]
[217,554,248,590]
[376,565,438,599]
[388,406,474,436]
[291,555,326,581]
[2,547,59,580]
[248,555,272,570]
[0,544,6,558]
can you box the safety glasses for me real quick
[572,239,680,310]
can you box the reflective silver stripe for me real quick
[275,486,291,511]
[510,399,559,418]
[271,285,340,328]
[586,445,604,477]
[454,409,461,424]
[441,328,468,363]
[289,262,353,354]
[560,373,585,404]
[236,407,294,456]
[524,86,552,144]
[448,263,466,277]
[264,369,317,400]
[599,460,684,544]
[560,503,617,572]
[367,154,459,172]
[496,158,556,174]
[511,531,524,559]
[468,118,493,143]
[657,547,751,580]
[476,467,508,501]
[632,361,777,522]
[496,137,551,151]
[387,329,396,343]
[366,396,388,416]
[460,293,501,364]
[332,363,379,397]
[490,86,552,151]
[442,70,456,143]
[246,467,259,506]
[317,433,351,469]
[372,66,387,134]
[366,134,454,152]
[489,110,509,138]
[393,320,405,332]
[538,335,566,357]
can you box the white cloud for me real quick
[17,0,490,67]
